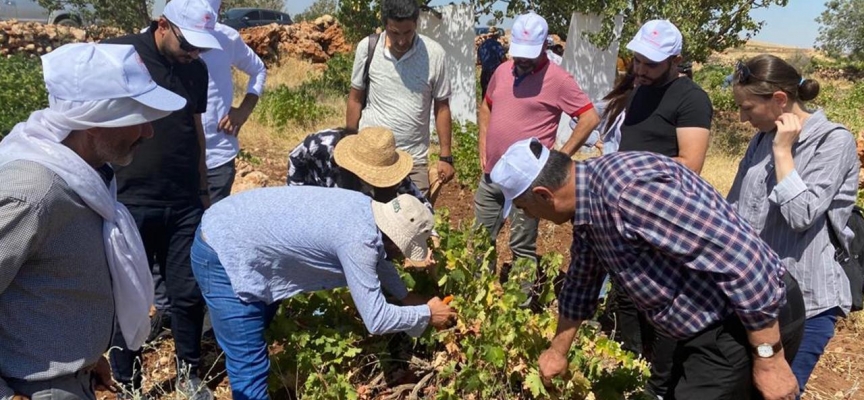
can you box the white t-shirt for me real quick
[200,23,267,169]
[350,34,451,165]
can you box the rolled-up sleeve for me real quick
[768,131,858,231]
[337,242,430,337]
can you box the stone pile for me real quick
[0,20,124,57]
[238,15,351,67]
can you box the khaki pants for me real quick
[408,163,430,198]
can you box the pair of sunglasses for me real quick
[168,22,210,54]
[735,61,754,84]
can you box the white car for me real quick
[0,0,85,27]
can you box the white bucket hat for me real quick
[163,0,222,50]
[42,43,186,123]
[490,137,549,218]
[371,194,434,262]
[509,12,548,59]
[626,19,682,62]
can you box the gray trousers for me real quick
[6,370,95,400]
[408,163,430,198]
[474,175,539,274]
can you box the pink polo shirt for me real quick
[484,59,593,173]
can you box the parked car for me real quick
[0,0,85,27]
[221,8,292,30]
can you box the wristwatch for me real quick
[752,341,783,358]
[439,155,454,165]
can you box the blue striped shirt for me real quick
[560,152,788,339]
[727,110,858,318]
[201,186,430,337]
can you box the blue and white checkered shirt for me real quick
[560,152,788,340]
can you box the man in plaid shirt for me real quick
[491,138,805,399]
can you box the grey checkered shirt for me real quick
[0,160,115,399]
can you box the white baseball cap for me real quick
[205,0,222,12]
[42,43,186,113]
[626,19,682,62]
[490,137,549,218]
[371,194,434,262]
[510,12,548,59]
[163,0,222,51]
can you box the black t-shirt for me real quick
[103,23,208,206]
[618,77,712,157]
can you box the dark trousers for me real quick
[790,307,841,395]
[601,281,675,396]
[668,274,806,399]
[109,203,206,389]
[207,159,236,204]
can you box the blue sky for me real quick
[283,0,825,48]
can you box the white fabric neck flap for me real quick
[0,101,154,351]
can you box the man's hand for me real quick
[753,355,798,400]
[538,347,569,385]
[217,107,253,137]
[91,356,118,393]
[437,160,455,184]
[427,296,456,329]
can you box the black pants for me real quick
[109,203,206,389]
[600,281,676,396]
[668,274,806,399]
[207,158,236,204]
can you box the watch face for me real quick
[757,344,774,358]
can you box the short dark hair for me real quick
[381,0,420,25]
[517,142,572,200]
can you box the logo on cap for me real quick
[392,199,402,213]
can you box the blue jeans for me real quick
[191,228,281,400]
[791,307,841,396]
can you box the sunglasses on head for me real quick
[735,61,753,84]
[168,22,209,54]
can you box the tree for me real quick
[294,0,338,22]
[336,0,380,44]
[37,0,151,33]
[473,0,789,63]
[816,0,864,60]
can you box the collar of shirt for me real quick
[572,162,592,226]
[141,21,173,67]
[512,56,549,86]
[383,34,419,62]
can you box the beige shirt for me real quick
[351,34,451,165]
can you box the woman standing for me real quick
[727,54,859,395]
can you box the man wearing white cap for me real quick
[200,0,267,203]
[192,188,455,399]
[609,19,713,396]
[102,0,222,398]
[491,138,805,399]
[0,43,185,400]
[476,11,599,299]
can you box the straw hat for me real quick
[371,194,434,261]
[334,127,413,188]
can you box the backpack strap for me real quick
[361,33,380,109]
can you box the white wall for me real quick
[555,13,624,148]
[418,3,477,128]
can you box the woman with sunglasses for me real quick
[727,54,859,397]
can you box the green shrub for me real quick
[0,55,48,138]
[451,121,482,189]
[256,85,331,128]
[695,63,733,90]
[812,80,864,134]
[304,52,354,95]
